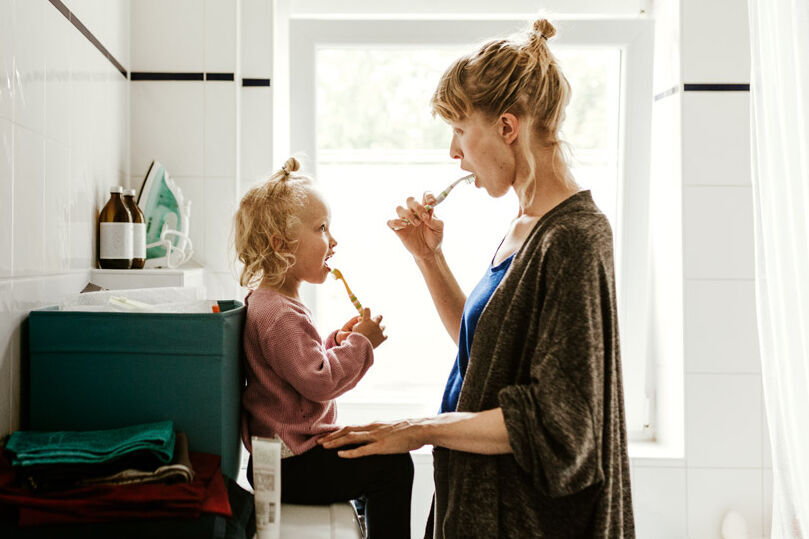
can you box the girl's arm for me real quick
[319,408,512,456]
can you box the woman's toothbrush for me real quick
[331,268,363,315]
[396,173,476,229]
[424,173,476,211]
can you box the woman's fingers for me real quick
[406,196,428,222]
[387,218,410,232]
[338,442,383,459]
[396,203,419,226]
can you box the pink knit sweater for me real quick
[240,287,374,455]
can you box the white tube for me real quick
[252,436,282,539]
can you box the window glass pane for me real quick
[311,45,638,430]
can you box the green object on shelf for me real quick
[26,301,245,479]
[6,421,175,467]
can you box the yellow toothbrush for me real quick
[331,268,363,314]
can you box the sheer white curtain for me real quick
[748,0,809,536]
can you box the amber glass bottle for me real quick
[97,186,133,269]
[123,189,146,269]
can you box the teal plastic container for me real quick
[27,300,245,479]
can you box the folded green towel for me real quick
[5,421,175,467]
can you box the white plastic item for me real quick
[721,509,749,539]
[253,436,282,539]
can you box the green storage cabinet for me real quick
[27,300,245,479]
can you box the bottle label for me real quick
[100,222,133,260]
[132,223,146,259]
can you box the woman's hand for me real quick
[352,308,387,349]
[318,419,428,458]
[387,193,444,261]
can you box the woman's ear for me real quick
[499,113,520,144]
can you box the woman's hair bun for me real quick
[533,19,556,40]
[281,157,300,176]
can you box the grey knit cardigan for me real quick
[430,191,635,538]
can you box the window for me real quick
[289,18,653,437]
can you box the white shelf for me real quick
[90,263,205,290]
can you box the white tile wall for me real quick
[240,86,273,187]
[130,0,204,72]
[62,0,130,70]
[12,0,46,134]
[685,373,762,468]
[685,280,760,374]
[632,465,687,538]
[241,0,273,77]
[204,0,237,73]
[0,0,130,436]
[204,81,237,177]
[684,186,755,280]
[0,0,13,121]
[681,0,750,84]
[12,125,45,275]
[763,467,773,535]
[44,139,71,273]
[687,468,763,538]
[682,92,751,186]
[44,2,72,145]
[0,118,12,278]
[203,176,237,272]
[130,81,204,177]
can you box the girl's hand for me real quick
[318,419,428,457]
[352,308,387,349]
[335,315,361,345]
[386,193,444,261]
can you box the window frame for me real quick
[288,17,655,440]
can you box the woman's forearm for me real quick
[419,408,513,455]
[415,250,466,345]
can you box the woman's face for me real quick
[448,111,516,198]
[287,190,337,286]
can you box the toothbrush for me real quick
[331,268,364,315]
[424,173,476,211]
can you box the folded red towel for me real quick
[0,452,231,526]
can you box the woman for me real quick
[320,18,634,538]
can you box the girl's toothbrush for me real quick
[331,268,363,315]
[423,173,476,211]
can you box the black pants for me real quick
[248,445,413,539]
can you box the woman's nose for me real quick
[449,137,463,160]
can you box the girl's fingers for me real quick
[362,307,371,320]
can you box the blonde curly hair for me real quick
[431,19,575,202]
[233,157,312,289]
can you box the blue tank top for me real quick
[439,252,515,413]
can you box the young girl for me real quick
[234,157,413,538]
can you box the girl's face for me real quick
[448,111,516,198]
[286,190,337,287]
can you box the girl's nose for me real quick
[329,234,337,248]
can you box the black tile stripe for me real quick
[206,73,235,81]
[131,72,205,81]
[49,0,127,78]
[242,78,271,87]
[684,83,750,91]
